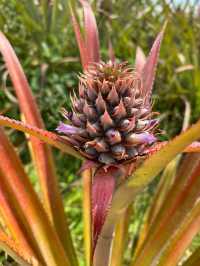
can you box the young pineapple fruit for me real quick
[57,61,158,165]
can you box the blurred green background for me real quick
[0,0,199,265]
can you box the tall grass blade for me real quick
[51,0,59,32]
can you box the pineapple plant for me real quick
[0,1,199,266]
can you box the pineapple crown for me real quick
[56,0,165,166]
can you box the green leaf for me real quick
[50,0,59,32]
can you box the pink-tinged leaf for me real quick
[70,4,89,69]
[0,32,43,129]
[108,39,115,63]
[142,23,167,104]
[92,167,116,253]
[135,46,146,74]
[93,165,134,266]
[80,0,100,63]
[78,160,99,177]
[78,160,99,174]
[0,230,39,266]
[0,115,81,158]
[0,32,78,265]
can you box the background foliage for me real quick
[0,0,199,265]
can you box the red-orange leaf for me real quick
[70,4,89,69]
[0,168,36,259]
[0,229,39,266]
[0,128,70,266]
[80,0,100,63]
[0,115,81,158]
[0,32,78,265]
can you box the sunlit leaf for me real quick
[110,207,132,266]
[0,167,36,258]
[132,154,200,266]
[0,31,78,265]
[0,115,81,158]
[0,128,71,266]
[158,198,200,266]
[0,230,39,266]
